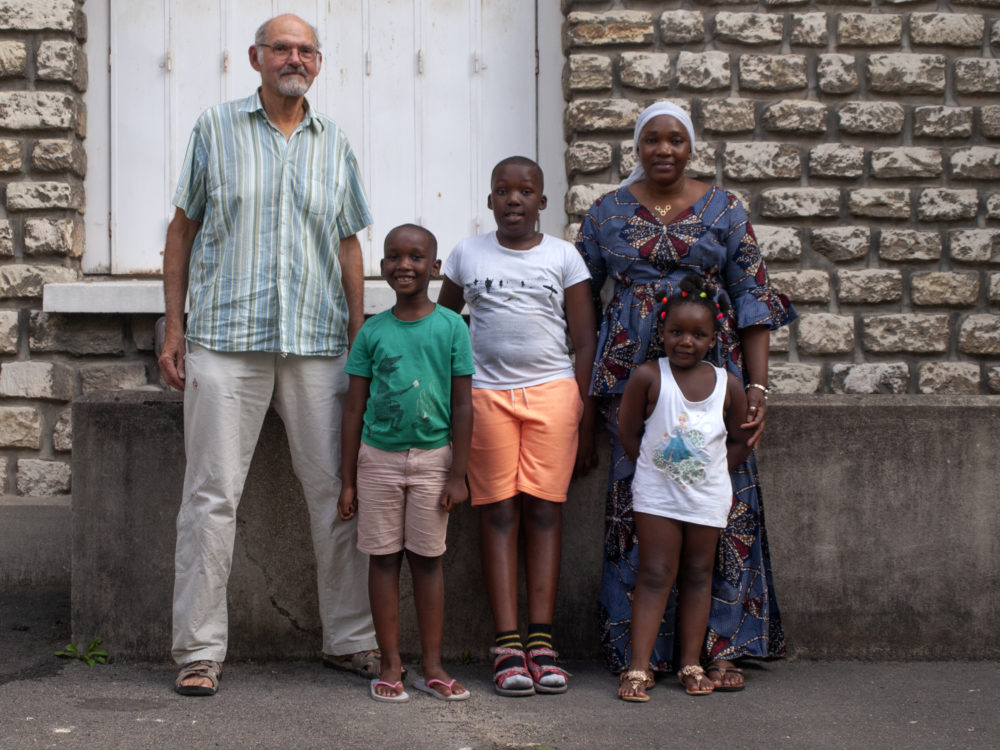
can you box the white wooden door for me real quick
[98,0,539,276]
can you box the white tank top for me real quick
[630,358,732,528]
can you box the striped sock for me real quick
[526,623,555,667]
[495,630,523,655]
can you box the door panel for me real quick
[110,0,169,273]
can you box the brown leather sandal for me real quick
[175,659,222,697]
[322,649,382,679]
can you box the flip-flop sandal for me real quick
[706,663,745,692]
[370,678,409,703]
[413,678,471,701]
[618,669,652,703]
[175,659,222,697]
[678,664,714,696]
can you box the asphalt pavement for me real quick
[1,590,997,750]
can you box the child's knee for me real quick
[405,549,443,575]
[524,497,561,532]
[370,551,404,573]
[637,561,676,593]
[481,499,518,534]
[677,560,713,592]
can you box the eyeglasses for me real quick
[258,42,320,63]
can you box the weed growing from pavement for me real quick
[54,637,108,667]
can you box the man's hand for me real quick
[158,330,187,391]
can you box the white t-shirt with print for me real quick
[442,231,590,389]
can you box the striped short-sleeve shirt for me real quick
[173,91,373,356]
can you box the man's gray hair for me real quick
[254,16,321,48]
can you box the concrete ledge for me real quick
[0,496,71,592]
[759,395,1000,660]
[71,392,1000,661]
[43,280,448,315]
[72,390,589,662]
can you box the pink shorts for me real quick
[468,378,583,505]
[355,443,452,557]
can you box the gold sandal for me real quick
[618,669,652,702]
[678,664,714,696]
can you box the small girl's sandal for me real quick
[678,664,714,696]
[489,646,535,697]
[618,669,652,702]
[706,662,745,692]
[526,646,570,694]
[413,678,471,701]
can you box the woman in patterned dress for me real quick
[576,102,796,690]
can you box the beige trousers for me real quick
[171,343,376,664]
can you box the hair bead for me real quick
[656,274,731,334]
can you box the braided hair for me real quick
[657,274,731,332]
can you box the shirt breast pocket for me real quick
[299,178,340,223]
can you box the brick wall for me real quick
[563,1,1000,395]
[0,0,158,498]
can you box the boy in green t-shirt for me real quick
[339,224,474,703]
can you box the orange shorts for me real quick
[468,378,583,505]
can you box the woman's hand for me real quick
[741,388,767,449]
[738,325,770,450]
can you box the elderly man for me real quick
[159,14,378,696]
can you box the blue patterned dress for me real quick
[577,185,796,673]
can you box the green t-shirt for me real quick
[345,305,474,451]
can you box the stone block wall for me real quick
[0,1,159,499]
[4,1,1000,504]
[563,1,1000,395]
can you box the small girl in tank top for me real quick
[615,274,753,702]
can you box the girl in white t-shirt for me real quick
[438,156,596,696]
[616,274,752,702]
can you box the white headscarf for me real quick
[620,102,696,187]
